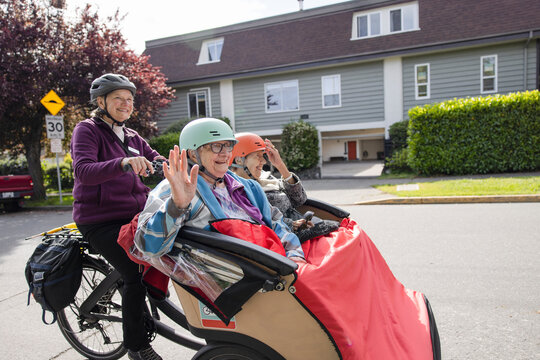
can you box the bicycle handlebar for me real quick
[123,158,168,177]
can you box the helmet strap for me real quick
[192,151,224,189]
[102,96,125,128]
[240,157,258,180]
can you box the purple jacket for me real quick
[71,118,160,224]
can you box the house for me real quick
[144,0,540,163]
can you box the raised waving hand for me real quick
[163,145,199,209]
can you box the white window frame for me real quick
[197,38,224,65]
[321,74,342,108]
[481,55,498,94]
[351,1,419,40]
[414,63,430,100]
[354,12,381,38]
[187,87,212,118]
[264,80,300,113]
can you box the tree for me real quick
[0,0,174,199]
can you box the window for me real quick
[322,75,341,108]
[390,6,415,33]
[390,9,402,32]
[264,80,299,113]
[415,64,430,99]
[356,12,381,38]
[187,89,210,118]
[481,55,497,93]
[352,1,418,40]
[197,38,224,64]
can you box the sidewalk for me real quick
[311,161,540,205]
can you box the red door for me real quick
[347,141,357,160]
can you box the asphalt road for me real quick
[1,201,538,359]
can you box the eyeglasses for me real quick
[205,141,234,154]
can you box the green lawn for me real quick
[25,194,75,207]
[374,176,540,197]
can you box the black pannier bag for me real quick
[25,236,82,324]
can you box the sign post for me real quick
[41,90,65,204]
[50,138,63,203]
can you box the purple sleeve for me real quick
[139,136,161,160]
[71,122,124,186]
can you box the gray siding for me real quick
[233,62,384,133]
[402,41,538,119]
[157,83,221,133]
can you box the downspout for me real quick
[523,30,533,90]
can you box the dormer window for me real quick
[352,1,419,40]
[197,38,224,65]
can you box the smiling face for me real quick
[241,150,266,179]
[98,89,134,123]
[194,140,234,180]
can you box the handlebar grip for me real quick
[122,159,167,177]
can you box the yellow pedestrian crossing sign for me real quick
[40,90,65,115]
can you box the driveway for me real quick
[321,160,384,178]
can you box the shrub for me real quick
[0,155,29,175]
[408,90,540,175]
[388,120,409,151]
[42,160,74,190]
[281,120,319,171]
[385,148,412,173]
[149,132,180,157]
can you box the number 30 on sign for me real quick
[46,115,65,139]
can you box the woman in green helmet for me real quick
[134,118,305,262]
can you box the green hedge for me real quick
[42,160,74,190]
[388,120,409,152]
[281,120,319,171]
[385,148,413,173]
[149,132,180,157]
[408,90,540,175]
[0,156,29,175]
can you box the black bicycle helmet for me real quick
[90,73,136,104]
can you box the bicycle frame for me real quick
[79,253,205,351]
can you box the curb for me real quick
[355,194,540,205]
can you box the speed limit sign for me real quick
[45,115,65,139]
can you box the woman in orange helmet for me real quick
[230,132,338,242]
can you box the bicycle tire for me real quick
[193,343,270,360]
[57,259,127,360]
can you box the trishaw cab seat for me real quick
[179,226,298,276]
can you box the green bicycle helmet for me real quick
[179,118,237,187]
[179,118,237,150]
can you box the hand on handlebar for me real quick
[163,145,199,210]
[122,156,154,177]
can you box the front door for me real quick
[347,141,357,160]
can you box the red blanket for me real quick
[296,218,433,360]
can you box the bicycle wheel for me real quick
[57,259,126,360]
[193,343,270,360]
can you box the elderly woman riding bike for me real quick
[134,118,305,262]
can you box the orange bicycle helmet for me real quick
[229,132,266,166]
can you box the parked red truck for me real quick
[0,175,34,211]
